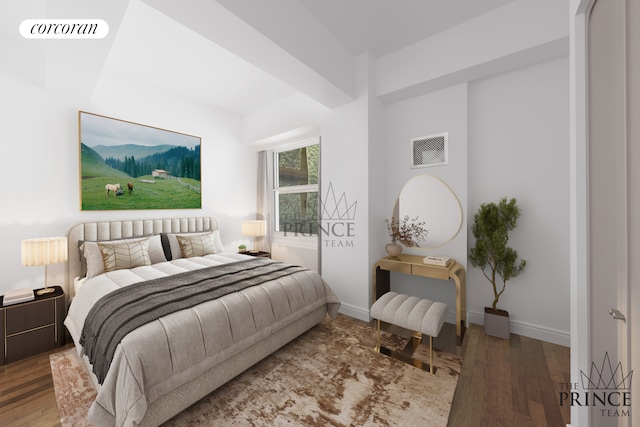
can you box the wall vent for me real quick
[411,132,448,168]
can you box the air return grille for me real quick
[411,132,448,168]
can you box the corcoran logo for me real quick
[20,19,109,39]
[560,352,633,418]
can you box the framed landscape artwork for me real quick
[79,111,201,210]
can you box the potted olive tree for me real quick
[469,197,527,339]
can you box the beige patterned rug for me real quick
[51,314,462,426]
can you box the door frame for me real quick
[571,0,633,426]
[570,2,592,426]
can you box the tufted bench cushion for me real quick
[370,292,448,374]
[371,292,448,338]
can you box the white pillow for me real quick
[80,240,106,279]
[212,230,225,253]
[147,235,168,264]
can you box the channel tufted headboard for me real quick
[65,216,218,299]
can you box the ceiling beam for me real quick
[142,0,356,108]
[376,0,569,103]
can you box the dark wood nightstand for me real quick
[242,251,271,258]
[0,286,65,365]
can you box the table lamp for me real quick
[21,236,68,295]
[241,220,266,253]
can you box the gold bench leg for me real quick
[429,335,434,375]
[373,321,437,375]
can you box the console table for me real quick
[373,254,466,345]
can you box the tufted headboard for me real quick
[65,217,218,299]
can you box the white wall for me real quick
[320,100,370,319]
[0,66,256,297]
[318,54,373,321]
[367,57,389,310]
[384,84,468,325]
[468,55,570,345]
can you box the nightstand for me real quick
[243,251,271,258]
[0,286,65,365]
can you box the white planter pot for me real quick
[484,307,510,339]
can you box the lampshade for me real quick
[21,237,68,267]
[241,220,266,237]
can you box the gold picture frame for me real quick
[79,111,201,210]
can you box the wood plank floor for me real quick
[442,323,571,427]
[0,343,70,427]
[0,322,570,426]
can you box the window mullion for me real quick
[272,151,280,188]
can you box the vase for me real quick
[385,243,403,257]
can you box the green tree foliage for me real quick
[277,145,319,186]
[276,145,320,234]
[469,197,527,310]
[105,146,200,180]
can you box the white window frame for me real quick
[270,137,320,249]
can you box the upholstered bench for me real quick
[370,291,448,374]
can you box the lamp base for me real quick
[37,287,55,296]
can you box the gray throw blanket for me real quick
[80,258,307,383]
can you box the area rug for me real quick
[51,314,462,426]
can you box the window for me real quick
[273,142,319,237]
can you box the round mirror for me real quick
[398,175,462,249]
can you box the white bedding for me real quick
[65,252,250,345]
[65,253,339,426]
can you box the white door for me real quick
[583,0,635,425]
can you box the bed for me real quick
[64,217,340,427]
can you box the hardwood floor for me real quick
[0,343,71,427]
[441,323,571,427]
[0,323,569,427]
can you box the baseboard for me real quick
[338,303,369,322]
[468,310,570,347]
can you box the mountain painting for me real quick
[79,111,201,210]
